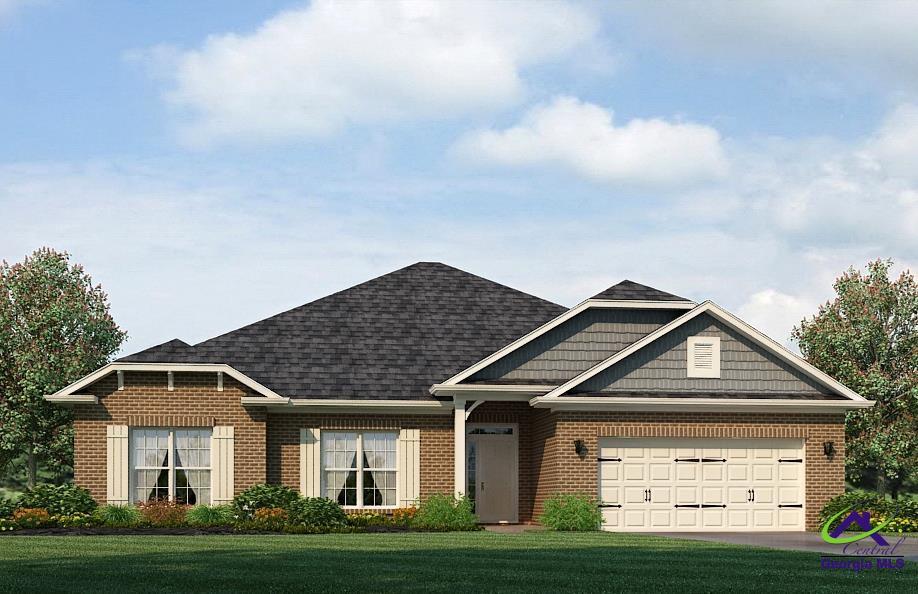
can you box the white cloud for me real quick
[866,103,918,182]
[737,289,818,348]
[454,96,728,187]
[148,0,597,146]
[615,1,918,84]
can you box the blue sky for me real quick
[1,0,916,354]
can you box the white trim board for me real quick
[429,383,553,399]
[439,298,695,387]
[538,301,868,402]
[530,396,873,413]
[241,397,453,415]
[45,362,288,402]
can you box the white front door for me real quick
[468,425,518,523]
[599,438,805,532]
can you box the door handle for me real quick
[480,481,485,492]
[751,489,754,502]
[647,489,651,502]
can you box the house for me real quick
[46,262,871,531]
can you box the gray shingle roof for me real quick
[591,280,688,302]
[119,262,566,400]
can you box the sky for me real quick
[1,0,916,355]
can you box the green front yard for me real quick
[0,532,914,593]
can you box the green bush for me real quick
[94,505,143,528]
[0,497,16,520]
[0,518,16,532]
[539,494,602,531]
[288,497,347,530]
[411,494,478,531]
[19,484,97,516]
[233,484,301,520]
[186,504,235,527]
[819,491,918,533]
[53,513,96,528]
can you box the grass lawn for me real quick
[0,531,914,593]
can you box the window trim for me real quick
[321,430,398,509]
[130,427,212,505]
[687,336,721,378]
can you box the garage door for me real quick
[598,438,805,532]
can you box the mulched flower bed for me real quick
[1,524,415,536]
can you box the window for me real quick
[687,336,721,378]
[322,431,396,508]
[132,428,211,505]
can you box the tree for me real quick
[793,259,917,498]
[0,248,126,488]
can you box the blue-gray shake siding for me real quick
[571,313,838,397]
[467,309,681,384]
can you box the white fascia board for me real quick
[530,396,874,413]
[241,397,452,415]
[440,298,695,387]
[45,362,287,401]
[429,383,554,400]
[585,299,696,310]
[44,394,99,404]
[541,301,867,402]
[541,302,712,399]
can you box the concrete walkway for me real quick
[650,531,918,560]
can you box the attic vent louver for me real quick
[687,336,720,378]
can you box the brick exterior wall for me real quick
[71,371,266,503]
[68,372,846,530]
[266,413,453,498]
[539,411,845,530]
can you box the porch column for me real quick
[454,398,466,497]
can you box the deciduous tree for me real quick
[793,260,917,498]
[0,248,126,487]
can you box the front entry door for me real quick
[468,425,518,523]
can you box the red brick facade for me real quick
[72,371,266,503]
[70,372,845,529]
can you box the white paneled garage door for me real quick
[598,438,805,532]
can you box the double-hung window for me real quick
[132,428,212,505]
[322,431,396,508]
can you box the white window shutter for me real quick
[211,426,235,504]
[106,425,129,505]
[398,428,421,507]
[300,428,321,497]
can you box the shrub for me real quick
[0,497,16,520]
[288,497,347,530]
[186,504,235,527]
[13,508,52,529]
[0,518,16,532]
[539,494,602,531]
[137,499,189,527]
[233,484,301,520]
[346,511,389,528]
[19,484,97,516]
[391,506,418,526]
[94,505,143,528]
[411,494,478,531]
[53,513,96,528]
[251,507,288,531]
[819,491,918,533]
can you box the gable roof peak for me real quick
[590,279,689,302]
